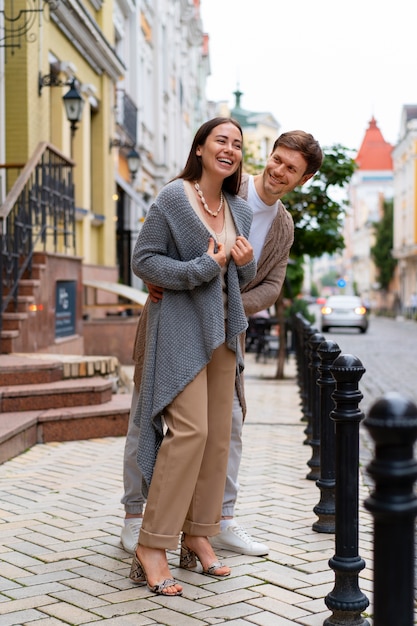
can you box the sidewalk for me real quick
[0,353,374,626]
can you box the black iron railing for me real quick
[0,142,75,337]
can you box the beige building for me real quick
[392,105,417,315]
[343,117,394,307]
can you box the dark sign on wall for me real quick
[55,280,77,338]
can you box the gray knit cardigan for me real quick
[131,178,256,491]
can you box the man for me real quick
[120,130,323,556]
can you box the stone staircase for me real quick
[1,255,45,354]
[0,353,132,464]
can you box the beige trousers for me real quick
[139,342,236,550]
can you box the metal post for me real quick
[313,339,341,533]
[364,392,417,626]
[306,331,325,481]
[295,313,311,428]
[303,324,318,445]
[324,353,370,626]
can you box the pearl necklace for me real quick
[194,182,224,217]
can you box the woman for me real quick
[130,117,256,596]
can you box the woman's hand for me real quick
[231,236,254,266]
[206,237,227,267]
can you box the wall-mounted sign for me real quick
[55,280,77,338]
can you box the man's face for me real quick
[262,146,312,201]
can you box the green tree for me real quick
[371,199,397,290]
[284,144,357,259]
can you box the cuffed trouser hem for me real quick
[139,527,180,551]
[183,520,220,537]
[221,506,234,517]
[123,505,144,515]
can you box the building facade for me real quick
[343,117,394,307]
[0,0,209,353]
[392,105,417,315]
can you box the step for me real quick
[0,354,120,385]
[22,263,46,280]
[0,410,39,464]
[4,294,35,313]
[39,393,132,442]
[0,394,132,464]
[0,355,64,385]
[1,312,29,332]
[3,279,40,297]
[12,353,120,380]
[0,331,20,354]
[0,377,113,412]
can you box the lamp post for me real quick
[126,148,140,181]
[62,79,84,155]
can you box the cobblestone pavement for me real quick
[0,353,375,625]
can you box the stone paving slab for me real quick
[0,354,375,625]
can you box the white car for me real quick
[321,295,369,333]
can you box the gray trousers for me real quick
[121,386,243,518]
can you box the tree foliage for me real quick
[371,199,397,290]
[284,144,357,258]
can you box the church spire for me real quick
[233,84,243,109]
[355,116,393,170]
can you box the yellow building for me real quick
[0,0,128,353]
[0,0,209,356]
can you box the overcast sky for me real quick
[200,0,417,153]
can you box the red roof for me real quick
[355,117,393,170]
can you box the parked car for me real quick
[320,295,369,333]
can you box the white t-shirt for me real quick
[247,175,279,263]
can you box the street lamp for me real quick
[62,79,84,139]
[127,148,140,181]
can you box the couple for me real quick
[124,117,323,596]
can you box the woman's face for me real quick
[196,122,243,179]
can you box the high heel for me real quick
[130,551,183,596]
[180,534,230,577]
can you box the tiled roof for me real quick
[355,116,393,171]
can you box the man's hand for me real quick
[147,283,164,303]
[231,236,254,266]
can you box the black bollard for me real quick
[303,324,319,445]
[293,313,307,417]
[324,353,370,626]
[306,331,325,481]
[298,315,312,427]
[363,393,417,626]
[313,339,341,533]
[292,313,302,384]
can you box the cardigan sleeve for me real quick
[241,206,294,317]
[132,202,221,290]
[237,258,257,288]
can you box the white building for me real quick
[112,0,210,289]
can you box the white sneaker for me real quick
[120,518,142,554]
[209,523,268,556]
